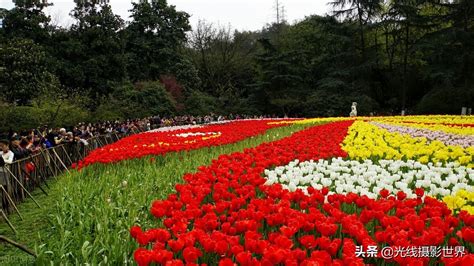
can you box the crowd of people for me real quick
[150,113,279,126]
[0,113,279,164]
[1,119,148,164]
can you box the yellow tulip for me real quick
[342,121,472,167]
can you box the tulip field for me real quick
[0,116,473,265]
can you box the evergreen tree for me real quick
[52,0,126,102]
[126,0,191,81]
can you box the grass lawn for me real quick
[0,123,315,265]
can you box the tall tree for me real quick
[52,0,126,101]
[0,8,7,42]
[1,0,51,43]
[188,21,258,102]
[126,0,191,81]
[331,0,383,60]
[0,38,59,105]
[383,0,436,110]
[254,38,307,116]
[439,0,474,87]
[413,0,474,113]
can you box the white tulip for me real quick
[263,158,469,199]
[288,182,297,192]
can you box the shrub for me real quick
[416,87,473,114]
[0,97,89,133]
[184,90,219,115]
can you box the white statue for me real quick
[350,102,357,117]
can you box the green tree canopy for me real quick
[126,0,191,81]
[0,38,59,105]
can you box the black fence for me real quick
[0,129,142,232]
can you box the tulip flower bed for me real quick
[77,119,295,168]
[343,121,473,167]
[376,120,474,136]
[264,158,473,200]
[130,119,474,265]
[373,115,474,127]
[131,121,474,265]
[371,122,474,148]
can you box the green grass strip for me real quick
[0,123,318,265]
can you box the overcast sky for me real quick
[0,0,331,31]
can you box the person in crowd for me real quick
[46,128,59,148]
[63,132,76,144]
[10,136,31,161]
[20,136,30,150]
[30,135,43,154]
[56,128,67,145]
[0,139,14,187]
[0,139,14,165]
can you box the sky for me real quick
[0,0,331,31]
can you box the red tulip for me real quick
[183,247,202,263]
[415,188,424,198]
[397,191,407,201]
[134,248,153,266]
[218,258,234,266]
[130,226,142,239]
[380,189,389,198]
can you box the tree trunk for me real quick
[402,25,409,111]
[462,3,471,88]
[357,4,366,60]
[374,28,379,67]
[385,29,394,71]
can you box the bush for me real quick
[0,80,178,134]
[303,90,350,117]
[416,87,473,114]
[0,105,38,133]
[185,90,219,115]
[0,97,89,133]
[351,94,380,116]
[127,81,177,117]
[303,90,379,117]
[90,96,126,122]
[96,81,177,119]
[226,97,262,115]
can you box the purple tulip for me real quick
[371,122,474,148]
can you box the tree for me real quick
[331,0,383,60]
[254,38,307,116]
[97,81,177,119]
[188,20,259,104]
[184,90,219,115]
[388,0,421,110]
[0,9,6,43]
[375,0,456,111]
[52,1,126,102]
[1,0,51,44]
[126,0,191,81]
[1,0,472,119]
[426,0,474,87]
[0,38,59,105]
